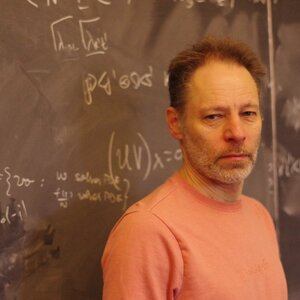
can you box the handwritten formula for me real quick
[83,66,154,104]
[26,0,132,9]
[51,16,108,60]
[0,132,181,213]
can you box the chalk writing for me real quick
[75,172,102,186]
[53,170,129,210]
[83,66,153,104]
[50,16,80,61]
[1,199,28,225]
[77,187,128,206]
[0,167,38,197]
[77,0,89,10]
[50,16,108,60]
[26,0,58,8]
[74,172,122,186]
[13,175,35,188]
[53,188,74,208]
[282,96,300,132]
[172,0,277,9]
[97,0,111,5]
[278,153,300,178]
[108,131,182,185]
[56,171,68,181]
[26,0,132,9]
[173,0,235,9]
[26,0,39,8]
[79,18,108,57]
[75,172,129,210]
[0,132,179,212]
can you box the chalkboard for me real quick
[272,0,300,299]
[0,1,298,299]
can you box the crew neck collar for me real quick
[170,172,243,212]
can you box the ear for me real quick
[166,106,183,140]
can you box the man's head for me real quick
[168,36,266,117]
[166,37,265,185]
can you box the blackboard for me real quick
[272,1,300,299]
[0,0,298,299]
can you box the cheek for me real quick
[252,123,262,140]
[246,127,262,149]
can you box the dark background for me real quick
[0,0,298,299]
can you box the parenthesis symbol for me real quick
[108,131,120,191]
[137,133,151,181]
[5,206,11,224]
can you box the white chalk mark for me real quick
[26,0,38,8]
[77,0,89,9]
[282,97,300,132]
[21,200,28,217]
[4,167,12,196]
[50,16,74,52]
[5,206,10,224]
[97,0,111,5]
[137,133,151,181]
[108,132,121,191]
[79,18,108,56]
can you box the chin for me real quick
[205,165,253,185]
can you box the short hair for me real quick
[168,36,266,114]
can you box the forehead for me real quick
[186,60,259,109]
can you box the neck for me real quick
[179,165,244,203]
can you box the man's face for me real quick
[178,60,262,185]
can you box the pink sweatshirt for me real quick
[102,173,287,299]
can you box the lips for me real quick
[222,153,249,157]
[219,153,251,160]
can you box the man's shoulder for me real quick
[109,174,183,235]
[127,175,178,214]
[242,194,275,223]
[105,176,182,248]
[242,194,269,210]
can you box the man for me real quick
[101,37,288,299]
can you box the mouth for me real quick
[219,153,251,161]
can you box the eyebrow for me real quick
[199,103,260,113]
[241,103,260,110]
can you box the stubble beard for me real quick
[182,134,260,185]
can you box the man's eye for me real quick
[242,111,257,117]
[205,114,222,120]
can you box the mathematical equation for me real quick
[51,16,108,60]
[108,131,182,184]
[0,131,181,212]
[173,0,235,9]
[54,131,181,210]
[172,0,276,9]
[54,171,130,211]
[26,0,132,9]
[83,66,154,104]
[0,166,44,197]
[0,198,28,226]
[25,0,133,60]
[0,168,36,225]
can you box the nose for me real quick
[223,116,246,144]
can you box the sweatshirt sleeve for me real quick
[101,210,183,300]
